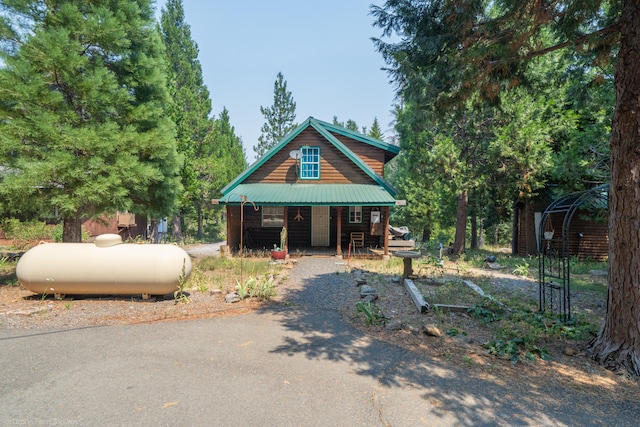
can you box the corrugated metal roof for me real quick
[219,183,397,206]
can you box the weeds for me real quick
[174,260,191,304]
[355,301,387,326]
[469,299,598,363]
[512,263,530,277]
[236,275,277,301]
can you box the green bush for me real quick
[1,219,51,248]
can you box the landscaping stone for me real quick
[361,294,378,303]
[355,278,368,286]
[359,285,377,297]
[224,292,241,303]
[386,319,403,331]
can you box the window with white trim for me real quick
[348,206,363,224]
[300,146,320,179]
[262,207,284,227]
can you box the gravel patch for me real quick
[280,256,356,310]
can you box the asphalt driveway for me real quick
[1,257,637,426]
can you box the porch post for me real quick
[384,206,390,256]
[284,206,289,252]
[336,206,342,256]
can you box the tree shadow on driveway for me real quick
[257,257,638,427]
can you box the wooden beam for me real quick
[403,278,429,313]
[336,206,342,256]
[384,206,389,256]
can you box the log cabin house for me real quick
[218,117,402,257]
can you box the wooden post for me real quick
[383,206,390,256]
[336,206,342,256]
[283,206,289,252]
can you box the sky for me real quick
[154,0,397,162]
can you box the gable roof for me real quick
[221,117,399,197]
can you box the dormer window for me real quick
[300,146,320,179]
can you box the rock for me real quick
[406,325,419,335]
[453,335,475,345]
[564,347,576,356]
[362,294,378,303]
[423,324,443,337]
[355,278,367,286]
[210,289,222,296]
[225,292,241,303]
[1,305,53,317]
[386,319,403,331]
[359,285,377,297]
[391,276,400,283]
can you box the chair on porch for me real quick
[350,232,365,248]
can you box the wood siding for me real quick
[330,131,386,176]
[82,213,147,240]
[236,205,384,250]
[516,206,608,261]
[245,128,378,184]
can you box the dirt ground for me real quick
[1,251,638,407]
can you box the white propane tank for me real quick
[16,234,193,297]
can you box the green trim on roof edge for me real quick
[309,117,399,155]
[221,117,399,196]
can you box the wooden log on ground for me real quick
[433,304,470,313]
[403,278,429,313]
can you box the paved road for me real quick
[1,258,638,426]
[184,241,226,258]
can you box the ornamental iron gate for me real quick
[538,184,608,321]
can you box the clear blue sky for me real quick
[155,0,397,162]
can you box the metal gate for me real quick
[538,184,608,321]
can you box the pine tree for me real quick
[373,0,640,376]
[192,108,247,238]
[368,117,384,140]
[0,0,180,242]
[160,0,212,239]
[255,72,297,157]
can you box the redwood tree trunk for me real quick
[62,214,83,243]
[452,190,468,255]
[588,1,640,376]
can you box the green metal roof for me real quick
[221,117,398,196]
[219,184,397,206]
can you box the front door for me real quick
[311,206,330,246]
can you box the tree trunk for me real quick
[196,205,203,239]
[512,205,520,255]
[172,214,182,242]
[422,225,431,243]
[524,203,538,256]
[588,1,640,376]
[452,190,468,255]
[63,214,83,243]
[470,213,478,249]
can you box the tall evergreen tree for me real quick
[0,0,180,242]
[255,72,297,157]
[192,108,246,238]
[160,0,212,239]
[368,117,384,140]
[373,0,640,376]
